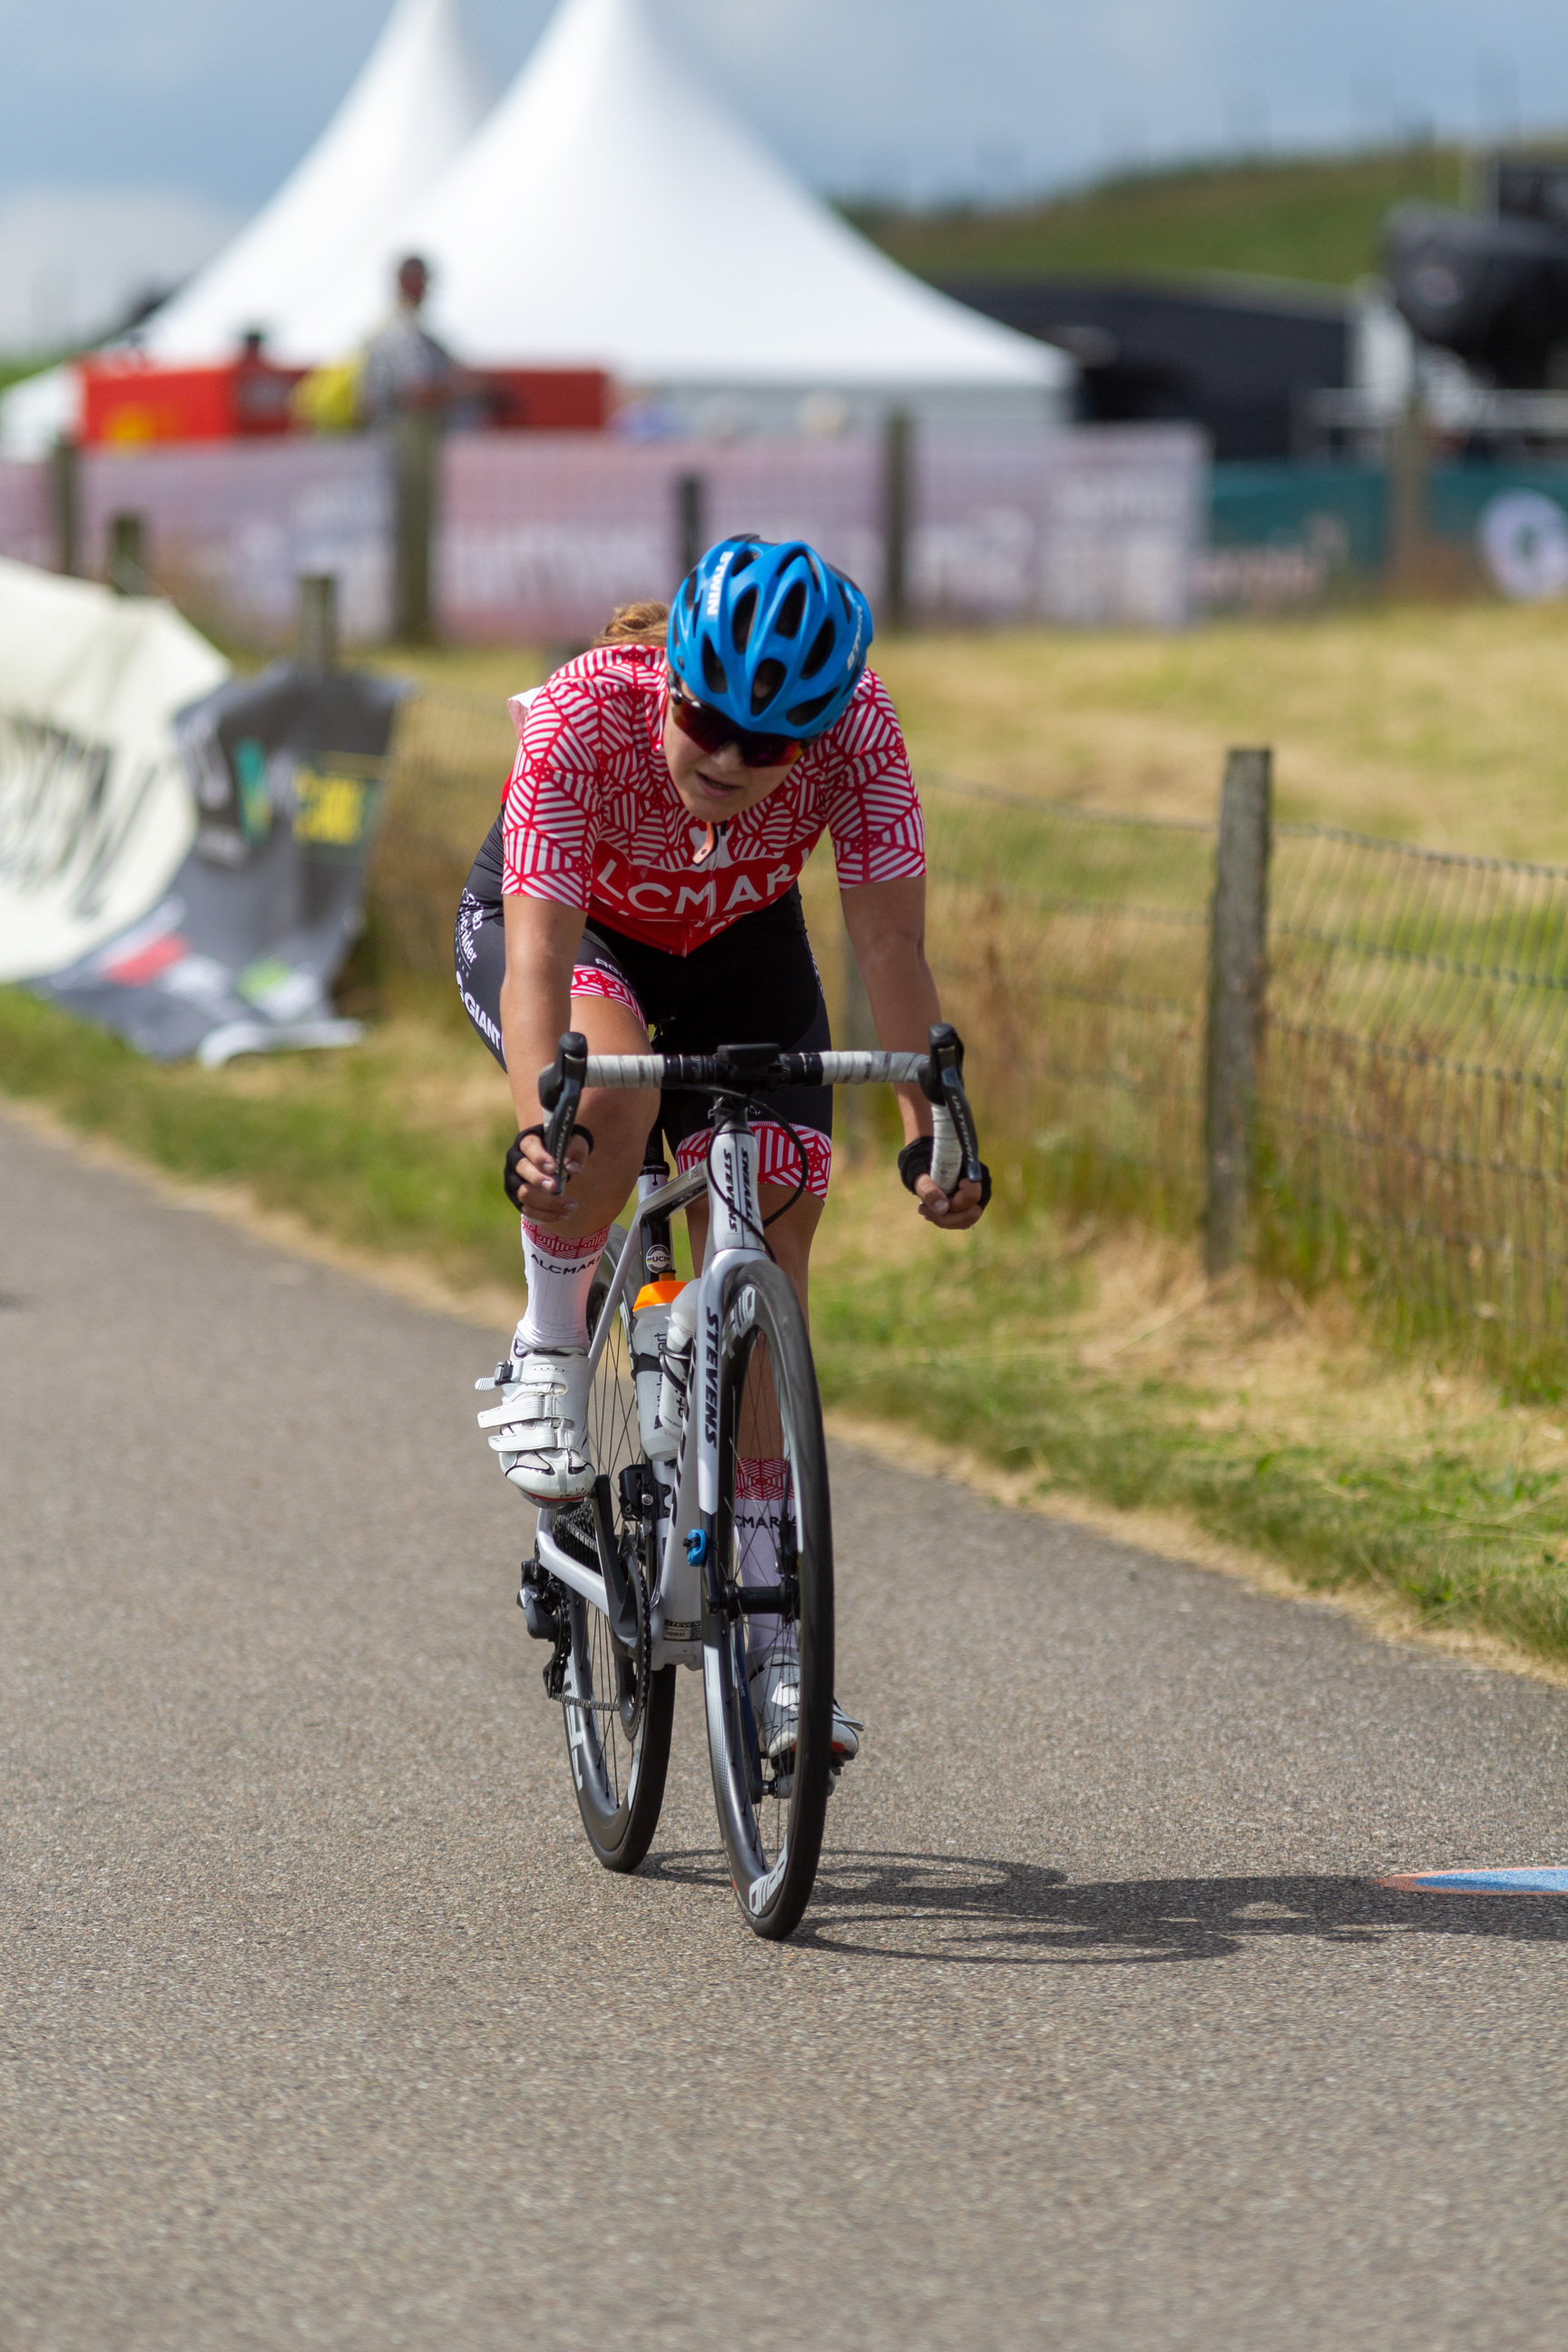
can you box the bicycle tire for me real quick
[702,1257,834,1941]
[560,1227,675,1873]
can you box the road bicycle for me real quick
[480,1024,982,1940]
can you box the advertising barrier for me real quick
[1,558,401,1063]
[32,662,405,1064]
[0,557,228,980]
[0,425,1207,642]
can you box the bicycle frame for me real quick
[528,1028,980,1669]
[532,1100,767,1670]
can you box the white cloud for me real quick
[0,185,240,353]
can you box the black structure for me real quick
[1386,157,1568,387]
[939,277,1350,460]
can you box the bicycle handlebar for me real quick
[538,1024,983,1197]
[575,1048,926,1089]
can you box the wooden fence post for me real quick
[676,471,706,578]
[1204,746,1273,1278]
[106,512,145,596]
[1387,391,1429,593]
[298,573,339,669]
[881,407,912,632]
[53,436,79,576]
[392,411,436,642]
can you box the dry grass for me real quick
[384,603,1568,858]
[809,1164,1568,1662]
[877,607,1568,857]
[815,1168,1568,1486]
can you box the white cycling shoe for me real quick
[749,1644,862,1767]
[476,1347,593,1503]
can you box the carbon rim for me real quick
[705,1265,832,1931]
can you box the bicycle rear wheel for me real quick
[557,1227,675,1873]
[702,1258,834,1941]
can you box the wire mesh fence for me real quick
[1266,825,1568,1377]
[906,782,1211,1221]
[374,688,1568,1383]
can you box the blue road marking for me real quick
[1379,1867,1568,1895]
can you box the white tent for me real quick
[0,0,492,456]
[147,0,491,362]
[289,0,1069,434]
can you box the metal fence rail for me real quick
[376,689,1568,1377]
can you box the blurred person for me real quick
[232,328,295,434]
[454,537,990,1771]
[358,253,469,426]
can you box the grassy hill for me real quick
[845,143,1470,289]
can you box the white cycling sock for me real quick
[737,1457,789,1662]
[515,1219,610,1356]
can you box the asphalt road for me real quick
[4,1107,1568,2351]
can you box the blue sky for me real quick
[3,0,1565,209]
[1,0,1565,344]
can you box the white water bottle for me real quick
[652,1279,701,1456]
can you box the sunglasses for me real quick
[669,686,809,771]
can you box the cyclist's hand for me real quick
[915,1173,986,1230]
[504,1127,592,1217]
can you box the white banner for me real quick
[0,558,229,982]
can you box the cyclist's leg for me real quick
[458,889,657,1340]
[460,894,658,1495]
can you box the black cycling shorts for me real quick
[456,815,834,1200]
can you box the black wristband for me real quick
[897,1136,934,1192]
[897,1135,992,1210]
[503,1122,596,1210]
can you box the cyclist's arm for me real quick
[499,892,592,1213]
[840,876,985,1229]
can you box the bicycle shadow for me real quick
[644,1847,1568,1965]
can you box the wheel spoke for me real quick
[554,1235,675,1876]
[705,1260,834,1938]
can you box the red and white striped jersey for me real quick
[500,642,925,956]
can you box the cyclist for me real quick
[455,534,987,1764]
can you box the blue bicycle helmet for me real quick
[667,536,873,739]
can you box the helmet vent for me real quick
[776,580,807,639]
[750,658,786,715]
[802,617,838,679]
[701,637,729,697]
[732,545,758,573]
[731,585,759,652]
[786,691,834,729]
[681,574,698,613]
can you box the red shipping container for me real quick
[81,357,305,446]
[482,368,610,431]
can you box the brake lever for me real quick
[919,1023,984,1193]
[537,1029,588,1198]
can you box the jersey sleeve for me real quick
[500,669,606,907]
[819,671,926,888]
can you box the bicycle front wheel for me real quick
[557,1228,675,1874]
[703,1258,834,1941]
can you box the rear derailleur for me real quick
[518,1556,571,1698]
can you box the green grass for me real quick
[845,142,1467,287]
[6,979,1568,1670]
[0,985,522,1297]
[812,1192,1568,1668]
[0,349,75,396]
